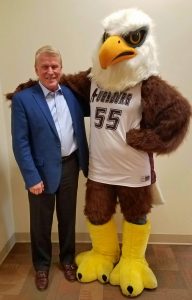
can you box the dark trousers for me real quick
[28,154,79,271]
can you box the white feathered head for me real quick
[90,8,159,91]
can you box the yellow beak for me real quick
[99,36,136,69]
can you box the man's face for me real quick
[35,53,62,91]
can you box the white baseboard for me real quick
[0,234,16,264]
[15,232,192,245]
[1,232,191,265]
[76,233,192,245]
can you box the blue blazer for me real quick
[11,83,89,193]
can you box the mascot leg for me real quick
[76,218,120,283]
[110,220,157,297]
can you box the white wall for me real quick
[0,82,15,258]
[0,0,191,240]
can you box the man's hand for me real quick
[29,181,44,195]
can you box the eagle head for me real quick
[90,8,159,91]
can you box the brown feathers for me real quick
[6,79,37,101]
[126,76,191,154]
[60,69,91,102]
[6,69,91,103]
[84,179,153,224]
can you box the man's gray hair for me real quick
[35,45,62,67]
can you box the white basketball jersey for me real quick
[88,81,153,187]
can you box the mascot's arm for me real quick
[6,69,91,106]
[6,79,37,101]
[60,68,91,102]
[59,68,91,116]
[126,75,191,155]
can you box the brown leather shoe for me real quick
[35,270,49,291]
[62,263,77,281]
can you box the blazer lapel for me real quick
[32,85,59,138]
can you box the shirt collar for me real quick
[39,81,62,98]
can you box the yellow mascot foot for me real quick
[109,220,157,297]
[76,249,115,283]
[110,256,157,297]
[75,219,120,283]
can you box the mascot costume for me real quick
[61,8,191,297]
[7,8,191,297]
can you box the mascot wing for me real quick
[6,69,91,104]
[127,75,191,154]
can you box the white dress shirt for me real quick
[39,82,78,157]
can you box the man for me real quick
[11,45,89,290]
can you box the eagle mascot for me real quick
[7,8,191,297]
